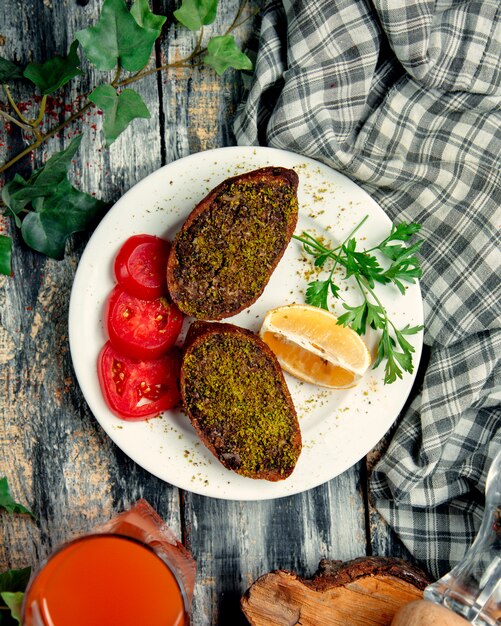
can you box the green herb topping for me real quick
[183,333,300,477]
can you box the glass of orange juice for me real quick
[22,499,196,626]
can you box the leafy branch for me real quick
[0,477,34,624]
[0,0,255,275]
[294,219,424,384]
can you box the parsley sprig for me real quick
[294,217,424,384]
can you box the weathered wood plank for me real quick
[185,466,368,625]
[0,0,181,573]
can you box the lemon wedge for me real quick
[260,304,371,389]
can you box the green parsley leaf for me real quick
[174,0,218,31]
[0,236,13,276]
[379,240,422,263]
[399,324,424,335]
[21,178,105,259]
[0,592,23,624]
[372,329,388,371]
[0,477,34,517]
[305,280,330,310]
[76,0,160,72]
[387,222,421,242]
[393,349,413,374]
[89,85,150,146]
[395,327,420,354]
[313,251,332,268]
[329,282,341,299]
[365,301,386,330]
[0,57,24,83]
[338,302,368,335]
[130,0,166,36]
[342,239,387,287]
[204,35,253,76]
[23,41,82,95]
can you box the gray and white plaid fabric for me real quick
[234,0,501,579]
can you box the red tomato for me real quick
[98,342,181,420]
[106,286,184,360]
[114,234,170,300]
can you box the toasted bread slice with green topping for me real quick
[167,167,299,320]
[180,321,302,481]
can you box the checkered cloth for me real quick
[234,0,501,579]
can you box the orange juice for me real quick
[23,534,187,626]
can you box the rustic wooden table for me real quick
[0,1,414,623]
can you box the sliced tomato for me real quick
[114,234,170,300]
[98,342,181,420]
[106,286,184,360]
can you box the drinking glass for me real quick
[424,448,501,625]
[22,499,196,626]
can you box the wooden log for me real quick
[241,557,429,626]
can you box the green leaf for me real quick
[394,328,419,355]
[0,568,31,626]
[89,85,150,146]
[393,350,413,374]
[387,222,421,242]
[342,239,386,286]
[338,302,368,335]
[305,280,330,310]
[400,324,424,335]
[365,301,385,330]
[0,57,24,83]
[0,568,31,594]
[0,592,23,624]
[32,134,84,187]
[2,136,106,260]
[329,282,341,299]
[379,240,422,263]
[21,178,105,259]
[23,41,82,95]
[204,35,253,76]
[384,354,402,384]
[0,477,34,517]
[0,236,12,276]
[76,0,160,71]
[1,175,28,226]
[2,136,83,214]
[313,251,331,268]
[372,338,386,371]
[174,0,218,30]
[131,0,166,35]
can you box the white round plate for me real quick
[69,146,423,500]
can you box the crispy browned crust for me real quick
[180,321,302,481]
[167,167,299,320]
